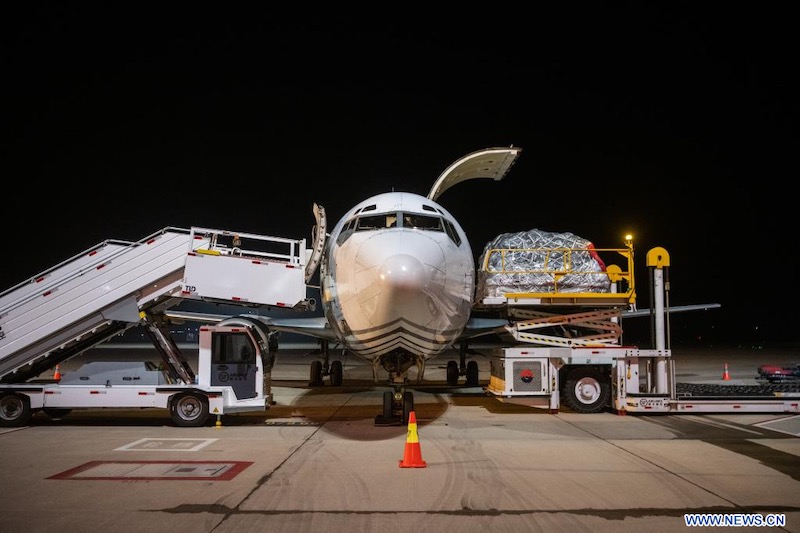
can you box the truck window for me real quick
[212,332,255,364]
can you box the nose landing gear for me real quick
[375,386,414,426]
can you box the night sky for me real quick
[4,5,796,347]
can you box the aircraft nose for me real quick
[379,254,426,291]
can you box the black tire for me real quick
[330,360,343,386]
[402,391,414,423]
[561,368,610,413]
[0,393,33,427]
[42,408,72,419]
[465,360,479,387]
[170,392,210,427]
[382,390,394,420]
[309,360,323,386]
[446,360,459,386]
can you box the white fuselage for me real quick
[319,192,474,376]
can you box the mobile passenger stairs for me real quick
[0,217,325,426]
[479,237,800,415]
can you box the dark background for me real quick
[3,5,796,348]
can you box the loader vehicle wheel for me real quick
[170,392,210,427]
[0,393,33,427]
[562,368,610,414]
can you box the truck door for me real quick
[210,331,257,399]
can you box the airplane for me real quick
[168,146,522,425]
[167,146,719,426]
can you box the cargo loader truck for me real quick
[475,234,800,414]
[0,221,325,427]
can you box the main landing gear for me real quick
[308,340,343,387]
[445,343,480,387]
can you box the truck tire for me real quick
[170,392,210,427]
[562,367,610,414]
[0,393,33,427]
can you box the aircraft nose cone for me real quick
[379,254,426,292]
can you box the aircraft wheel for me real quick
[0,393,33,427]
[402,391,414,423]
[330,360,343,386]
[43,408,72,419]
[446,360,459,386]
[309,360,323,386]
[382,390,393,420]
[561,368,610,414]
[465,360,479,387]
[170,392,210,427]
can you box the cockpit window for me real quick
[336,211,462,247]
[356,214,397,230]
[442,218,462,246]
[402,213,443,231]
[336,217,357,245]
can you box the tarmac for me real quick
[1,345,799,533]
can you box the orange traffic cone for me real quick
[53,365,62,381]
[721,363,731,381]
[399,411,427,468]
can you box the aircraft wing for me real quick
[453,302,722,343]
[164,310,340,342]
[622,303,721,318]
[458,317,511,340]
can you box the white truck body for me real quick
[488,346,800,415]
[0,322,277,427]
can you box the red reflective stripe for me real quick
[146,238,156,245]
[88,250,97,257]
[42,291,52,297]
[96,264,106,270]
